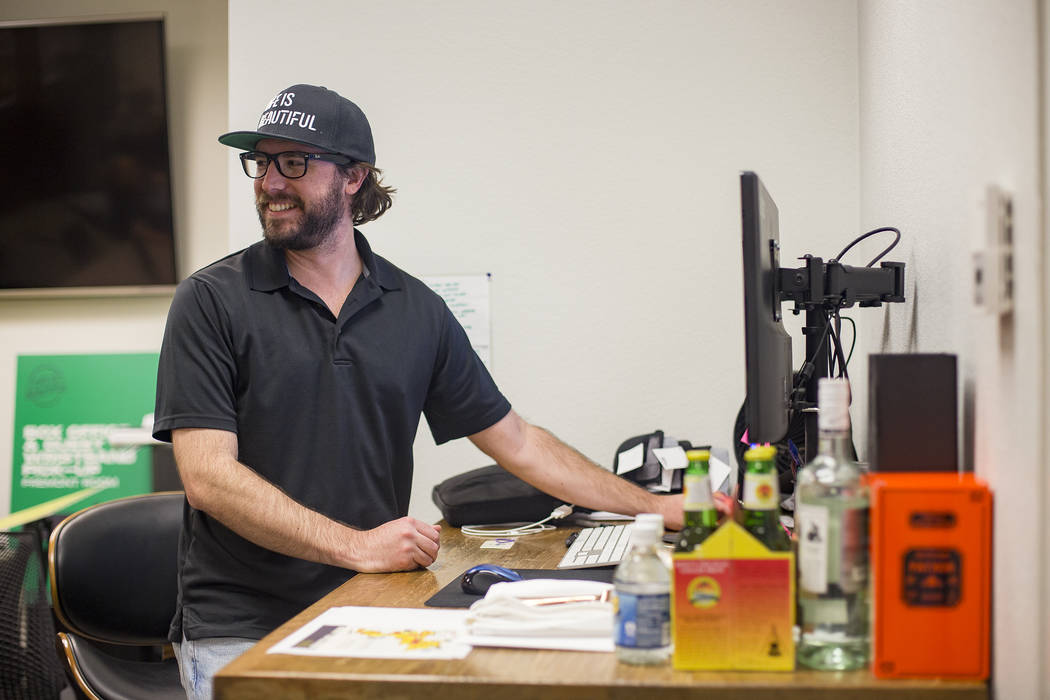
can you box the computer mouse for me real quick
[460,564,524,595]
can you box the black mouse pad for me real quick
[424,567,615,608]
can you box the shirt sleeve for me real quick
[153,278,240,442]
[423,304,511,444]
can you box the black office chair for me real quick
[48,492,186,700]
[0,529,69,699]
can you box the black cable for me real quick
[827,312,850,380]
[827,309,840,377]
[834,227,901,267]
[790,336,827,419]
[841,316,857,367]
[835,308,849,378]
[789,302,838,421]
[794,317,832,389]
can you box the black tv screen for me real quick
[0,16,177,296]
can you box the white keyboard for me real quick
[557,523,634,569]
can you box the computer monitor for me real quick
[739,171,907,464]
[740,171,793,445]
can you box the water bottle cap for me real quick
[631,514,663,545]
[685,449,710,462]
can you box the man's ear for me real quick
[345,166,367,196]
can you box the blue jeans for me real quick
[173,635,257,700]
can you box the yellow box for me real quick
[672,520,795,671]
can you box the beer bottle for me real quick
[674,449,719,552]
[737,444,791,551]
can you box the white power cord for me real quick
[460,504,574,538]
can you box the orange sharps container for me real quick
[868,472,991,680]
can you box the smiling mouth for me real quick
[267,201,297,212]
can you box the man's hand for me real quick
[658,488,737,531]
[348,517,442,572]
[713,490,738,521]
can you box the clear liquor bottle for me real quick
[675,449,719,553]
[614,514,671,665]
[795,378,870,670]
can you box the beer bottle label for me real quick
[683,474,713,510]
[742,472,779,510]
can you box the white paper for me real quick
[267,606,471,659]
[709,453,733,493]
[464,580,615,652]
[651,446,688,471]
[423,274,491,369]
[466,633,613,652]
[616,442,645,475]
[652,463,673,492]
[586,512,635,521]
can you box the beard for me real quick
[257,175,347,251]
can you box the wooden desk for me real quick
[215,526,987,700]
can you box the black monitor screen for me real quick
[0,17,176,295]
[740,171,792,444]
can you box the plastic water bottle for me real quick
[613,513,671,664]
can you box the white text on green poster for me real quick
[12,354,159,513]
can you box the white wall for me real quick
[0,0,228,515]
[1042,5,1050,697]
[858,1,1046,698]
[226,0,862,525]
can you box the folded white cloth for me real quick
[464,579,614,638]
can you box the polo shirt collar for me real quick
[246,229,401,293]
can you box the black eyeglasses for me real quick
[239,150,352,179]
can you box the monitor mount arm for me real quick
[777,255,906,460]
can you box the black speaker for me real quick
[867,353,958,472]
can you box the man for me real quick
[153,84,684,699]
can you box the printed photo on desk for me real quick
[267,606,471,660]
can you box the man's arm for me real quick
[468,410,686,530]
[172,427,441,572]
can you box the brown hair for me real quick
[342,162,396,225]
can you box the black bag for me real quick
[431,429,708,526]
[613,429,702,494]
[431,464,562,527]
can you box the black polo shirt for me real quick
[153,230,510,641]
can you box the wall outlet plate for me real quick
[975,185,1014,316]
[986,185,1014,316]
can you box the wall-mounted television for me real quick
[0,15,177,298]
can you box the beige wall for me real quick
[0,0,228,512]
[858,1,1045,696]
[1043,4,1050,695]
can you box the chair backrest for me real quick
[0,529,68,699]
[49,492,183,646]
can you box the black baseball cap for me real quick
[218,84,376,164]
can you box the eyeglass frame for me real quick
[238,150,354,179]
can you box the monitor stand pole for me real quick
[801,307,829,462]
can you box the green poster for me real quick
[11,353,159,514]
